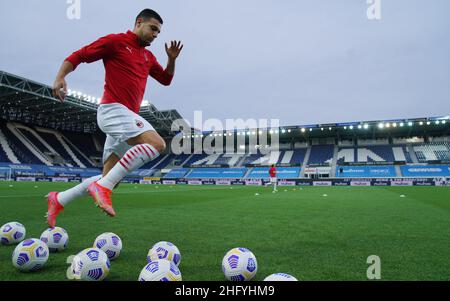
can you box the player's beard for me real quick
[138,34,152,47]
[144,36,154,46]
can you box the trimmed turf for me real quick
[0,182,449,281]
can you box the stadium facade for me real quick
[1,70,449,186]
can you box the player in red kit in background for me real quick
[269,164,277,192]
[45,9,183,227]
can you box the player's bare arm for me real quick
[52,61,74,102]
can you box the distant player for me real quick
[269,164,277,192]
[45,9,183,227]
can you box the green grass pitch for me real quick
[0,182,449,281]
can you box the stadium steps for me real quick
[92,135,104,152]
[300,146,311,178]
[180,154,194,166]
[28,127,73,167]
[184,168,194,178]
[408,144,419,163]
[235,154,248,167]
[0,128,20,163]
[330,145,339,177]
[61,135,98,168]
[395,165,402,177]
[253,151,280,166]
[7,122,53,166]
[243,167,253,179]
[151,154,170,169]
[54,133,85,168]
[280,150,293,164]
[392,146,407,161]
[15,124,63,162]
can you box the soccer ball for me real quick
[1,222,26,245]
[12,238,49,272]
[93,232,122,260]
[222,247,258,281]
[147,241,181,266]
[138,259,182,281]
[40,227,69,252]
[263,273,298,281]
[71,248,110,281]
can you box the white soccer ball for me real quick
[138,259,182,281]
[1,222,26,245]
[222,247,258,281]
[12,238,49,272]
[147,241,181,266]
[71,248,110,281]
[263,273,298,281]
[40,227,69,252]
[93,232,122,260]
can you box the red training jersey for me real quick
[65,30,173,114]
[269,167,276,178]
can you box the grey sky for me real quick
[1,0,449,130]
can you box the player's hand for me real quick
[165,40,183,60]
[52,78,67,102]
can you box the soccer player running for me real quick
[269,164,277,192]
[45,9,183,227]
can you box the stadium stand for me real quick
[1,70,449,181]
[240,152,263,166]
[290,149,307,166]
[308,145,334,166]
[336,145,412,164]
[183,153,210,166]
[413,142,450,162]
[2,118,450,180]
[1,122,43,165]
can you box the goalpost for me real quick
[0,167,12,181]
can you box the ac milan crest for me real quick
[135,120,144,128]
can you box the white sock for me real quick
[97,143,160,190]
[58,175,102,207]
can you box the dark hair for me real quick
[135,9,163,25]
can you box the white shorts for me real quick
[270,177,277,183]
[97,103,155,163]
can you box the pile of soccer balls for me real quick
[1,221,68,272]
[2,221,297,281]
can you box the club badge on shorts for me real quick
[135,119,144,128]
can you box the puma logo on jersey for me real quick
[126,46,132,54]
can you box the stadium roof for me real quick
[188,118,450,141]
[0,70,188,138]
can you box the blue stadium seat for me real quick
[413,142,450,162]
[308,145,334,165]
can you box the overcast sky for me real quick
[1,0,449,130]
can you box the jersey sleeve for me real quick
[149,55,173,86]
[65,34,116,70]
